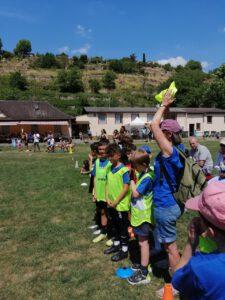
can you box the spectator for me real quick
[87,128,92,140]
[33,131,40,152]
[214,138,225,170]
[150,91,184,297]
[100,129,108,140]
[189,137,213,180]
[79,131,83,141]
[172,181,225,300]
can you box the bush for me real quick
[57,68,84,93]
[102,71,117,90]
[34,53,59,68]
[89,79,101,93]
[9,72,27,90]
[108,58,136,74]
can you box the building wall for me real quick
[177,113,225,133]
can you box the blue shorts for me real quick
[133,222,152,237]
[154,204,181,244]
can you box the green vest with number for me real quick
[95,159,111,201]
[107,166,131,211]
[131,173,154,227]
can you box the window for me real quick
[147,114,153,122]
[196,123,201,131]
[207,116,212,124]
[98,113,107,124]
[115,113,123,124]
[131,113,139,121]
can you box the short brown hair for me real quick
[131,150,150,167]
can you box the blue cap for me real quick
[139,145,152,154]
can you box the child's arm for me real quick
[107,184,129,208]
[130,180,141,198]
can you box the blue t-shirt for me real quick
[172,252,225,300]
[153,147,184,207]
[177,143,186,153]
[110,163,130,184]
[136,172,152,195]
[92,158,109,176]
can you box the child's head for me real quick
[186,181,225,246]
[90,142,99,157]
[124,144,137,161]
[98,140,109,159]
[131,150,150,173]
[106,143,122,165]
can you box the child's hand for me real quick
[162,90,175,107]
[107,200,116,208]
[188,217,203,248]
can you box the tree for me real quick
[34,53,59,68]
[102,71,117,90]
[14,39,32,57]
[80,54,88,64]
[9,71,27,90]
[71,55,85,69]
[90,56,103,64]
[56,53,69,69]
[0,38,3,54]
[57,67,84,93]
[213,64,225,79]
[130,53,136,62]
[89,79,101,93]
[142,53,146,63]
[186,60,202,71]
[163,63,173,71]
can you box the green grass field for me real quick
[0,140,220,299]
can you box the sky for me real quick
[0,0,225,71]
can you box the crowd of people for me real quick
[12,131,74,153]
[82,92,225,299]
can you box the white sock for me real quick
[114,240,120,246]
[122,246,128,252]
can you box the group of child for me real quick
[87,136,156,285]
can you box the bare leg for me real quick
[139,236,150,267]
[164,241,180,272]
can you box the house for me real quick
[0,100,73,140]
[75,106,225,137]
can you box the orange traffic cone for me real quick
[163,284,174,300]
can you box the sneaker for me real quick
[92,234,107,243]
[111,250,128,262]
[156,285,179,299]
[88,224,98,230]
[131,263,141,271]
[105,238,114,247]
[127,269,151,285]
[104,244,120,255]
[131,264,152,273]
[93,229,101,235]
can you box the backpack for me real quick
[159,147,207,205]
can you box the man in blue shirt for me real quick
[172,181,225,300]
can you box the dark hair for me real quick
[90,142,100,152]
[171,132,182,146]
[106,143,122,156]
[98,139,110,147]
[124,143,137,153]
[131,150,150,167]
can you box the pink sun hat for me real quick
[160,119,181,133]
[185,181,225,231]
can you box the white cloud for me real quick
[58,46,70,54]
[201,61,209,69]
[75,25,92,37]
[157,56,187,67]
[71,43,91,55]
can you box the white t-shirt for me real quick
[33,133,40,143]
[50,138,55,146]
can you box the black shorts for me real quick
[96,201,107,210]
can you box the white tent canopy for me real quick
[129,117,145,126]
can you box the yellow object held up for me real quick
[155,81,178,103]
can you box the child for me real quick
[92,140,111,243]
[209,163,225,183]
[127,150,154,285]
[80,160,90,174]
[172,181,225,300]
[104,144,131,262]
